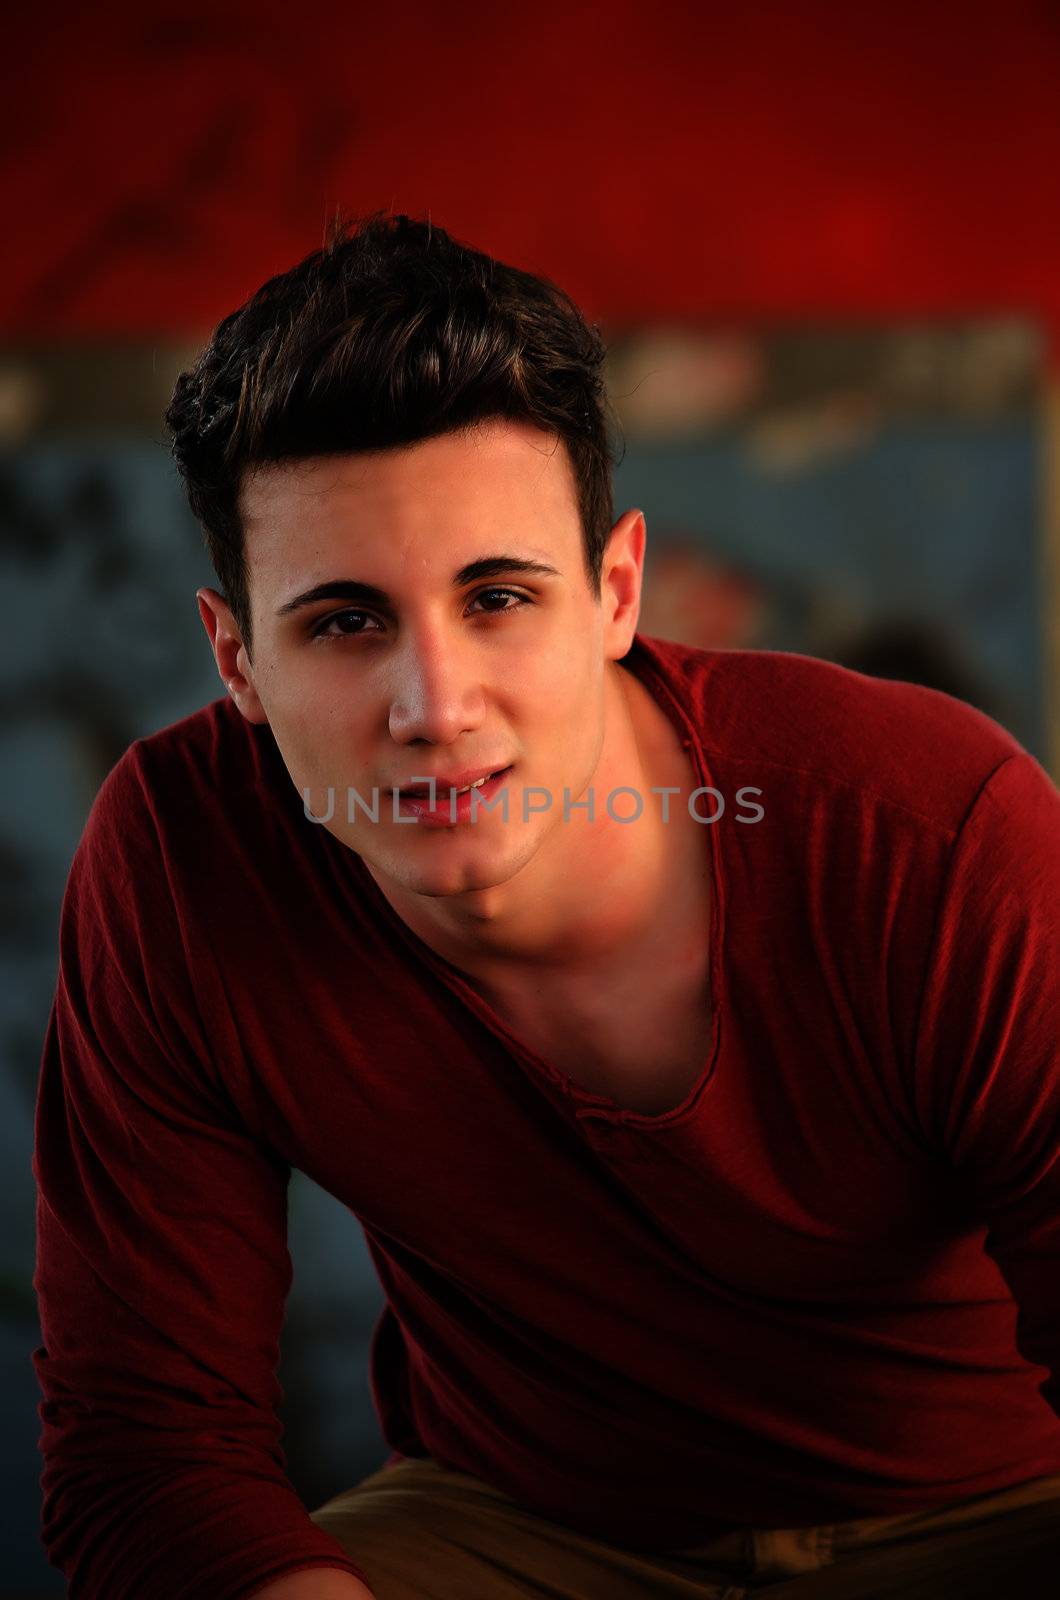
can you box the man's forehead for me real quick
[237,444,585,615]
[239,456,374,524]
[239,425,573,524]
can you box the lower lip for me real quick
[397,766,514,828]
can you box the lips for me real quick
[399,764,512,797]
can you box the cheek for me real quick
[516,647,602,754]
[514,626,597,703]
[274,691,369,785]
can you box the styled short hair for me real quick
[165,211,620,657]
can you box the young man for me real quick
[33,214,1060,1599]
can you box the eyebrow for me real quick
[275,555,562,617]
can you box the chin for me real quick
[377,830,539,899]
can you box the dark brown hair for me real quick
[165,211,620,658]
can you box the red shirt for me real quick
[33,632,1060,1599]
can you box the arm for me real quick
[911,751,1060,1413]
[32,754,372,1599]
[252,1573,375,1598]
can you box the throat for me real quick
[476,938,714,1117]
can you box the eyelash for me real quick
[311,587,532,641]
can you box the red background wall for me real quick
[4,1,1060,347]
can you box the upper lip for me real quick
[397,764,512,796]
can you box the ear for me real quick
[196,588,269,725]
[600,508,647,661]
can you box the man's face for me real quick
[212,419,638,900]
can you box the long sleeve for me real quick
[31,752,369,1599]
[912,751,1060,1419]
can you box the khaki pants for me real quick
[310,1457,1060,1597]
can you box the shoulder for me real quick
[68,695,301,929]
[629,631,1033,838]
[82,695,292,851]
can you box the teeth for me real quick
[404,770,502,799]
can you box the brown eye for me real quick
[469,588,529,615]
[312,609,380,639]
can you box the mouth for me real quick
[396,764,515,825]
[398,765,513,798]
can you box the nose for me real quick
[387,624,486,746]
